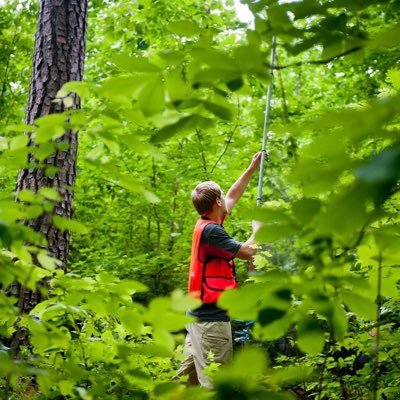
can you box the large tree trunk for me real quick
[13,0,88,317]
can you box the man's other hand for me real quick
[252,220,262,234]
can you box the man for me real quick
[175,152,263,389]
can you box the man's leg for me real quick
[188,321,233,389]
[173,331,200,386]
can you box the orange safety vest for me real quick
[188,218,238,303]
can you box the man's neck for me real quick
[202,211,223,225]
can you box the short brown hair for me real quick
[191,181,222,215]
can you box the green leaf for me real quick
[258,308,286,327]
[132,343,173,357]
[14,261,51,289]
[0,137,7,151]
[218,284,268,320]
[97,76,143,102]
[154,383,182,396]
[113,53,161,73]
[165,69,188,102]
[9,134,29,150]
[143,190,161,204]
[283,0,326,19]
[341,292,375,320]
[45,166,60,177]
[59,380,75,397]
[57,81,90,98]
[297,316,325,355]
[233,44,266,75]
[168,20,201,37]
[0,222,12,247]
[355,147,400,184]
[292,198,321,225]
[11,243,32,264]
[145,297,193,331]
[153,328,174,351]
[316,183,370,244]
[7,123,33,133]
[256,222,298,243]
[255,314,292,341]
[193,68,242,85]
[387,68,400,90]
[202,97,233,120]
[151,115,213,143]
[138,76,165,117]
[25,205,43,218]
[0,201,24,222]
[244,206,293,225]
[17,190,40,203]
[119,308,144,335]
[115,279,148,295]
[39,187,61,202]
[330,301,347,342]
[191,47,237,71]
[268,4,293,29]
[226,77,244,91]
[97,271,117,284]
[270,365,314,386]
[34,142,56,161]
[158,49,185,64]
[214,347,269,389]
[34,114,66,144]
[232,347,269,375]
[37,251,62,271]
[53,216,88,234]
[170,289,201,312]
[373,225,400,264]
[115,174,146,194]
[368,23,400,50]
[103,138,120,156]
[85,145,104,161]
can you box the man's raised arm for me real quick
[225,152,264,213]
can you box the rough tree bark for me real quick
[13,0,88,317]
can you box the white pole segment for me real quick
[257,37,276,207]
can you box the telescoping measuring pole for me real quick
[256,37,276,207]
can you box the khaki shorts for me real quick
[174,321,233,389]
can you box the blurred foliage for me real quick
[1,0,400,398]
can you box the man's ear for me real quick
[216,198,222,207]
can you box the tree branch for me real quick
[210,98,241,173]
[317,332,334,400]
[268,46,362,71]
[373,251,383,400]
[196,129,210,180]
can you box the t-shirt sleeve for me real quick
[201,223,242,260]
